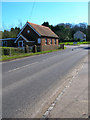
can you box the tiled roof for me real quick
[27,22,59,38]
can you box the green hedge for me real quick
[1,47,66,61]
[59,41,90,45]
[0,47,25,56]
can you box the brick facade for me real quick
[41,38,58,51]
[15,22,59,52]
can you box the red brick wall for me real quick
[41,38,59,51]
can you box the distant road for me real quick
[2,45,88,118]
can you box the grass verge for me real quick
[0,47,66,62]
[59,41,90,45]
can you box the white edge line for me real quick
[8,62,38,72]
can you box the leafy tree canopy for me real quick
[1,21,88,42]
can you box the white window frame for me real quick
[18,40,23,47]
[38,38,41,44]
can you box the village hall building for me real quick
[15,21,59,51]
[1,21,59,52]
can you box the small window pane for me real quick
[55,39,56,44]
[4,41,7,47]
[51,39,52,44]
[45,39,47,45]
[27,30,30,33]
[38,38,41,43]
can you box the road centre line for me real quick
[8,62,38,73]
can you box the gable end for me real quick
[17,22,41,37]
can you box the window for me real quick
[38,38,41,44]
[51,39,52,44]
[18,41,23,47]
[2,41,3,46]
[45,38,47,45]
[55,39,56,44]
[4,41,7,47]
[27,30,30,33]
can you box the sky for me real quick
[1,2,88,30]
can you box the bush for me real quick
[0,47,25,56]
[4,49,10,55]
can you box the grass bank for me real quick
[59,41,90,45]
[0,47,66,62]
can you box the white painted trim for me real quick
[14,34,28,43]
[17,23,27,37]
[17,22,41,38]
[27,22,41,36]
[18,40,23,47]
[20,34,29,42]
[27,41,35,43]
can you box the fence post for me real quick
[60,44,64,49]
[35,45,37,53]
[33,45,37,53]
[25,45,29,53]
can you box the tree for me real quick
[42,22,50,27]
[1,22,87,41]
[2,27,21,38]
[2,30,10,38]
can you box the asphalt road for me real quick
[2,45,88,118]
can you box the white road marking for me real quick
[2,55,36,63]
[8,62,38,72]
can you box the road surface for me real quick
[47,56,88,118]
[2,45,88,118]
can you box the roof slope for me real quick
[27,22,59,38]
